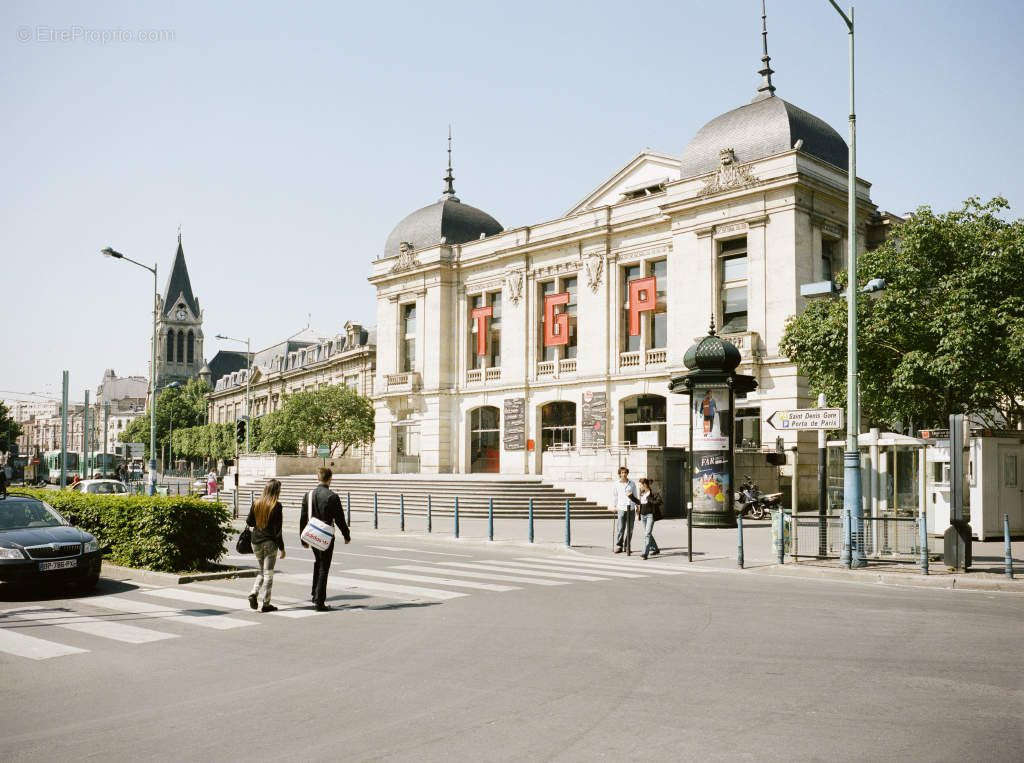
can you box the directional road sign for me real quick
[767,408,844,431]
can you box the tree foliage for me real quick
[171,423,236,461]
[277,385,374,456]
[780,197,1024,430]
[0,401,23,454]
[119,378,212,459]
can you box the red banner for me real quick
[470,305,493,356]
[628,276,657,336]
[543,292,570,346]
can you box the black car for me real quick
[0,496,103,590]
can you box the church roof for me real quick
[162,235,200,318]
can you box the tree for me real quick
[780,197,1024,431]
[0,401,23,454]
[253,410,300,454]
[120,378,213,460]
[277,386,374,457]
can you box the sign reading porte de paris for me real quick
[767,408,844,431]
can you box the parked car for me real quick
[71,479,129,495]
[0,495,103,590]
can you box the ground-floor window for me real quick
[541,401,576,451]
[622,394,667,446]
[735,406,761,449]
[394,423,420,473]
[469,406,500,473]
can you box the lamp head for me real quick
[101,247,123,259]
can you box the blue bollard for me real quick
[427,494,432,533]
[373,492,378,530]
[346,491,351,526]
[1006,513,1014,579]
[488,497,494,541]
[840,509,852,569]
[565,498,571,548]
[528,497,534,543]
[919,510,929,575]
[454,496,460,539]
[400,493,405,532]
[776,508,784,565]
[737,512,745,569]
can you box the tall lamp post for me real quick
[827,0,865,568]
[215,334,252,453]
[101,247,159,496]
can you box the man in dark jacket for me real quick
[300,466,351,611]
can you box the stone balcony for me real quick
[466,367,502,384]
[618,347,668,372]
[720,331,762,362]
[384,371,421,392]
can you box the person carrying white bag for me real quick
[300,466,351,612]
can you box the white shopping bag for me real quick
[300,489,334,551]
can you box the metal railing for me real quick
[789,512,939,563]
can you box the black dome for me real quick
[384,196,503,258]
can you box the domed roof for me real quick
[384,195,503,258]
[683,324,742,373]
[680,94,848,179]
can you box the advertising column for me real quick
[691,386,734,528]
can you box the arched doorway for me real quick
[541,401,577,451]
[622,394,667,446]
[469,406,500,473]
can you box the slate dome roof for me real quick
[679,95,848,179]
[384,195,503,259]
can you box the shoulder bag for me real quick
[300,489,335,551]
[236,525,253,555]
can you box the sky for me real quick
[2,0,1022,402]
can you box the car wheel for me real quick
[75,569,101,592]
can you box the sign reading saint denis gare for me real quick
[767,408,845,431]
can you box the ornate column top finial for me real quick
[755,0,776,100]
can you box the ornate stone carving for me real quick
[697,148,760,197]
[390,242,419,273]
[503,269,524,306]
[583,252,604,293]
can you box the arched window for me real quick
[621,394,667,446]
[176,331,185,363]
[187,331,195,364]
[166,330,175,362]
[469,406,500,473]
[541,401,577,451]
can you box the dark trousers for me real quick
[311,542,335,605]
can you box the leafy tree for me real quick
[0,401,23,454]
[120,378,213,460]
[172,422,235,462]
[253,410,300,454]
[277,386,374,457]
[780,197,1024,430]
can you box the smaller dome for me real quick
[384,195,502,259]
[683,322,742,373]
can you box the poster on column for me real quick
[581,391,607,448]
[503,398,526,450]
[692,388,729,451]
[692,452,729,514]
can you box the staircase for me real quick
[212,474,610,520]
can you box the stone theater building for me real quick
[369,42,897,494]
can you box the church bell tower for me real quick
[154,232,204,388]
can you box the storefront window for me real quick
[622,394,667,445]
[541,401,576,450]
[734,406,761,449]
[470,406,500,473]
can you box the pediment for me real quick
[566,151,681,216]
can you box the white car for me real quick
[71,479,130,495]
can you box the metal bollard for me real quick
[737,512,745,569]
[564,498,571,548]
[488,497,494,541]
[841,509,851,569]
[427,494,432,533]
[919,510,929,575]
[346,492,351,526]
[400,493,405,532]
[528,498,534,543]
[775,509,784,565]
[454,496,460,539]
[373,492,378,529]
[1006,513,1014,579]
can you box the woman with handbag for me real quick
[245,479,285,612]
[637,478,662,561]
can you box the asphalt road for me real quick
[2,530,1022,762]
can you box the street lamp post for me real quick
[215,334,252,453]
[101,246,159,496]
[827,0,865,568]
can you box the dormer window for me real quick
[620,179,667,201]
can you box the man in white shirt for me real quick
[611,466,640,554]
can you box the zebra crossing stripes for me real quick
[430,562,610,582]
[13,609,177,644]
[480,560,647,579]
[84,594,257,629]
[343,569,520,592]
[274,572,468,601]
[517,557,690,576]
[141,586,317,619]
[0,608,88,660]
[391,565,569,586]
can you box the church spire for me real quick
[754,0,776,101]
[162,230,200,318]
[442,125,458,199]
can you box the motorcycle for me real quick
[736,475,782,520]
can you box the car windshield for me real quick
[87,482,127,494]
[0,499,68,530]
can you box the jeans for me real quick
[312,542,335,606]
[641,513,659,556]
[250,540,278,604]
[615,509,634,550]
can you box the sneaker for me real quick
[314,603,332,612]
[613,547,622,554]
[260,604,278,613]
[248,594,258,610]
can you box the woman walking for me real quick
[246,479,285,612]
[637,478,662,561]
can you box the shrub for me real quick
[11,489,233,573]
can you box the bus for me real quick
[88,452,123,479]
[41,451,81,484]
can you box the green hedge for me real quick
[11,489,233,573]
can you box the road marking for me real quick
[14,610,176,644]
[435,562,609,582]
[392,565,569,586]
[368,545,472,557]
[183,583,307,606]
[0,608,88,659]
[520,557,688,575]
[141,587,316,618]
[84,595,257,630]
[345,568,519,592]
[279,548,432,564]
[275,573,466,600]
[477,560,646,578]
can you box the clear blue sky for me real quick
[2,0,1022,400]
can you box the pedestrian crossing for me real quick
[0,552,690,662]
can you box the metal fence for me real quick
[790,512,939,563]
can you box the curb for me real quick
[752,563,1024,593]
[102,562,258,586]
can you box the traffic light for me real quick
[236,419,246,446]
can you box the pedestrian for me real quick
[246,479,286,612]
[0,465,7,499]
[611,466,640,555]
[636,478,662,560]
[300,466,351,611]
[206,470,218,497]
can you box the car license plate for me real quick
[39,559,77,571]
